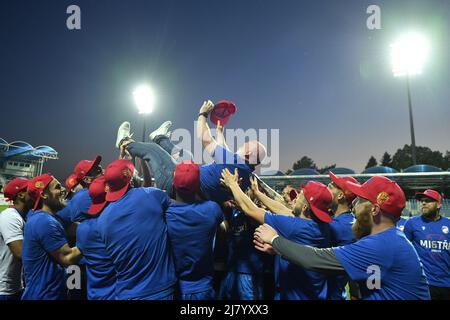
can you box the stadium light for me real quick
[133,84,155,142]
[390,32,430,165]
[390,32,430,77]
[133,84,155,115]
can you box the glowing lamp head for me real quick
[133,85,155,114]
[390,32,430,77]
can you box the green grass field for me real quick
[0,205,8,212]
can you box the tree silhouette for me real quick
[365,156,378,169]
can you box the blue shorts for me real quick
[181,288,215,300]
[219,272,263,300]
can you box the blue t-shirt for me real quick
[328,212,356,300]
[403,215,450,287]
[56,188,92,228]
[265,212,331,300]
[200,145,254,204]
[334,227,430,300]
[22,210,68,300]
[396,217,408,232]
[226,208,271,275]
[97,187,176,300]
[76,217,116,300]
[166,200,223,294]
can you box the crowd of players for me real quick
[0,100,449,300]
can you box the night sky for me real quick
[1,0,449,181]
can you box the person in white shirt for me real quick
[0,177,32,300]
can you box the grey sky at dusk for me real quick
[1,0,449,181]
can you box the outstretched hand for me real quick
[253,235,277,255]
[249,176,261,195]
[254,224,279,245]
[119,139,134,160]
[220,168,239,188]
[199,100,215,114]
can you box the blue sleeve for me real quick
[264,212,295,239]
[35,216,68,252]
[75,223,87,253]
[143,187,171,211]
[210,202,224,224]
[56,202,74,228]
[333,236,393,282]
[403,220,414,241]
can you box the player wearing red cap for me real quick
[76,176,117,300]
[326,172,359,300]
[404,189,450,300]
[96,159,177,300]
[220,168,332,300]
[0,178,32,300]
[165,161,224,300]
[254,176,431,300]
[57,156,103,227]
[65,174,83,200]
[21,174,83,300]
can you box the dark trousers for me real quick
[127,135,194,193]
[429,285,450,300]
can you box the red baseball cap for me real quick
[301,181,333,223]
[415,189,442,204]
[329,172,360,204]
[88,176,108,215]
[4,177,29,202]
[27,174,54,211]
[173,161,200,195]
[210,100,237,126]
[104,159,135,202]
[74,155,102,181]
[65,174,80,197]
[344,176,406,219]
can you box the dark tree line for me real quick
[286,145,450,174]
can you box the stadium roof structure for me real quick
[290,168,320,176]
[0,138,58,160]
[260,164,450,194]
[362,166,398,174]
[260,170,285,176]
[328,167,355,175]
[404,164,442,173]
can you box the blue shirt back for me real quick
[22,210,68,300]
[333,227,430,300]
[328,212,356,300]
[97,187,176,299]
[166,200,223,294]
[265,212,331,300]
[396,217,409,232]
[56,189,91,227]
[76,217,117,300]
[226,208,271,275]
[403,215,450,287]
[200,145,254,204]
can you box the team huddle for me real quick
[0,100,449,300]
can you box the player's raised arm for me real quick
[196,100,218,156]
[250,176,294,216]
[215,120,230,151]
[220,168,266,224]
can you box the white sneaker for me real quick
[116,121,133,148]
[149,121,173,141]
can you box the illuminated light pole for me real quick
[133,84,155,142]
[390,32,430,165]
